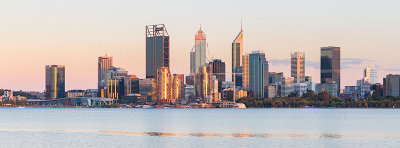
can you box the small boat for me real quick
[17,106,26,108]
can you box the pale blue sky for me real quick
[1,0,399,91]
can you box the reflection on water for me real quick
[1,129,399,139]
[0,108,399,147]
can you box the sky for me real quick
[1,0,400,91]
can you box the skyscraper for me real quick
[196,65,212,101]
[171,74,185,102]
[321,46,340,95]
[156,67,170,104]
[45,65,65,99]
[209,59,225,91]
[190,27,207,74]
[249,51,269,98]
[146,24,169,78]
[98,56,113,96]
[291,51,305,83]
[232,24,243,81]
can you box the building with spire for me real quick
[190,26,207,74]
[232,22,243,81]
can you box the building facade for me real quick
[190,27,207,74]
[321,46,341,95]
[291,51,305,83]
[209,59,226,92]
[242,54,249,89]
[383,74,400,97]
[45,65,65,99]
[146,24,169,78]
[248,51,269,98]
[98,56,113,93]
[316,82,338,97]
[232,26,243,81]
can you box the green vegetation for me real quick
[237,92,400,108]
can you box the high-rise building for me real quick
[363,65,379,84]
[171,74,185,102]
[321,46,341,95]
[209,59,225,91]
[291,51,305,83]
[242,54,249,89]
[190,27,207,74]
[195,65,212,101]
[383,74,400,97]
[156,67,170,104]
[248,51,269,98]
[232,25,243,81]
[45,65,65,99]
[98,56,113,94]
[146,24,169,78]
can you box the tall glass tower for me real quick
[249,51,269,98]
[232,25,243,81]
[190,27,207,74]
[45,65,65,99]
[146,24,169,78]
[321,46,341,95]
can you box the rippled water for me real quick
[0,108,399,147]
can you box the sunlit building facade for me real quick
[45,65,65,99]
[242,54,249,90]
[291,51,305,83]
[232,26,243,81]
[171,74,185,102]
[98,56,113,95]
[156,67,170,104]
[190,27,207,74]
[196,65,213,100]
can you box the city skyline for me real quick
[1,0,400,91]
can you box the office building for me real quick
[98,56,113,93]
[171,74,185,102]
[156,67,170,104]
[248,51,269,98]
[321,46,341,95]
[383,74,400,97]
[232,24,243,81]
[209,59,225,91]
[190,27,207,74]
[146,24,169,78]
[45,65,65,99]
[196,65,213,101]
[291,51,305,83]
